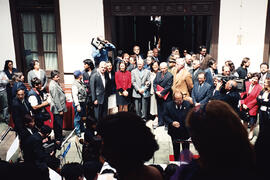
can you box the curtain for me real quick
[21,13,37,52]
[41,13,58,70]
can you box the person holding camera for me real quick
[91,36,115,67]
[212,79,241,115]
[22,125,60,177]
[240,73,262,140]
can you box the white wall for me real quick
[218,0,268,73]
[0,0,16,70]
[59,0,105,83]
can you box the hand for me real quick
[172,121,180,128]
[77,106,81,112]
[187,97,193,104]
[156,91,161,97]
[123,90,128,96]
[42,138,49,143]
[195,103,200,107]
[242,104,248,110]
[139,89,144,94]
[94,100,98,105]
[59,111,64,115]
[216,81,222,90]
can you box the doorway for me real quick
[112,15,212,61]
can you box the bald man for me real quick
[153,62,173,126]
[131,59,151,120]
[212,80,241,114]
[90,61,110,121]
[163,91,192,161]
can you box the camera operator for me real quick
[91,36,115,67]
[212,79,241,114]
[22,125,60,175]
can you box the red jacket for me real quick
[115,71,131,90]
[240,81,262,116]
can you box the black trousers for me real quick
[53,114,63,141]
[171,136,190,161]
[94,101,108,121]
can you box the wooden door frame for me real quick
[103,0,220,60]
[263,1,270,63]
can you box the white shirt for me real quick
[88,71,92,77]
[260,91,269,111]
[28,95,39,106]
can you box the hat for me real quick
[74,70,82,78]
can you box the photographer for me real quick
[212,79,241,115]
[91,36,115,67]
[22,125,60,175]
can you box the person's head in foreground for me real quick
[97,112,162,180]
[185,100,256,178]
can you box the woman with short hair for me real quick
[27,60,47,92]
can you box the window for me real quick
[10,0,63,75]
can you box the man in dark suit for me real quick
[153,62,173,126]
[259,62,270,86]
[23,125,60,175]
[212,80,241,114]
[90,61,109,121]
[191,72,212,106]
[164,90,192,161]
[12,88,33,137]
[82,59,96,118]
[236,57,250,79]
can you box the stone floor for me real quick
[0,119,259,165]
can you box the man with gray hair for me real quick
[171,58,193,100]
[185,54,193,71]
[153,62,173,126]
[131,59,151,121]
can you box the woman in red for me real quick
[115,61,132,112]
[240,73,262,140]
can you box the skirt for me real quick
[108,94,117,109]
[150,94,158,115]
[116,90,131,105]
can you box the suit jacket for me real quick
[49,80,67,114]
[257,90,270,112]
[189,68,204,83]
[164,100,192,140]
[131,68,151,98]
[240,81,262,116]
[27,69,48,89]
[23,132,50,170]
[196,54,212,70]
[212,89,241,114]
[204,68,217,88]
[11,97,33,134]
[153,71,173,99]
[83,68,97,96]
[191,82,212,105]
[108,71,116,95]
[90,70,109,104]
[171,68,193,98]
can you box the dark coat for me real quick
[153,71,173,100]
[236,66,247,79]
[12,81,28,98]
[11,97,32,134]
[164,100,192,140]
[212,89,241,114]
[191,82,212,105]
[90,71,109,104]
[82,68,97,96]
[22,132,49,170]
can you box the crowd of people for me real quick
[0,36,270,179]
